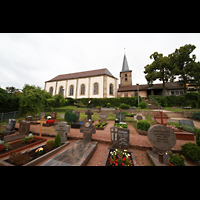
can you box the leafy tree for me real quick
[6,86,20,94]
[168,44,196,93]
[144,52,175,96]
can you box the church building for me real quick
[45,68,118,99]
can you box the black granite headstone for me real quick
[179,120,194,127]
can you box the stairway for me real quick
[145,99,159,109]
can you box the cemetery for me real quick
[1,105,200,166]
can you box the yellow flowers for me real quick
[35,147,43,154]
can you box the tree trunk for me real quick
[162,80,166,97]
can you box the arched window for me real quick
[80,84,85,95]
[94,82,99,95]
[59,86,64,96]
[109,84,113,95]
[49,87,53,95]
[69,85,74,96]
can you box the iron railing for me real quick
[0,111,19,122]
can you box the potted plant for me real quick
[168,151,185,166]
[108,149,134,166]
[21,133,37,144]
[0,140,12,152]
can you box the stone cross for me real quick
[154,112,169,125]
[116,111,126,123]
[37,116,46,137]
[99,112,107,122]
[85,109,93,120]
[55,122,70,143]
[80,120,96,145]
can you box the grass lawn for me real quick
[164,107,200,112]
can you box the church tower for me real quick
[120,54,132,86]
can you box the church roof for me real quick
[121,54,132,72]
[46,68,116,82]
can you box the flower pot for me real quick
[0,145,6,152]
[168,159,175,166]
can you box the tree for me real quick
[168,44,196,93]
[144,52,175,96]
[6,86,20,94]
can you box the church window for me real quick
[81,84,85,95]
[125,74,127,77]
[59,86,64,96]
[124,93,128,97]
[49,87,53,95]
[125,78,127,81]
[109,84,113,95]
[94,83,99,95]
[69,85,74,96]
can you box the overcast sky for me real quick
[0,33,199,91]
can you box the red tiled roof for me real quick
[46,68,116,82]
[118,81,184,92]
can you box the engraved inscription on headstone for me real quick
[110,127,129,149]
[147,124,176,153]
[55,122,70,143]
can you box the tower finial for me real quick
[124,47,126,55]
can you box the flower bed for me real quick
[43,119,55,127]
[103,148,137,166]
[95,121,108,130]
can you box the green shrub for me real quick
[114,123,128,128]
[64,110,77,123]
[196,129,200,146]
[107,103,111,108]
[191,100,197,108]
[193,112,200,119]
[44,140,54,152]
[181,125,195,133]
[136,120,150,131]
[119,103,130,109]
[138,101,148,109]
[181,142,200,161]
[53,132,62,148]
[198,99,200,108]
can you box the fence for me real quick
[0,111,19,122]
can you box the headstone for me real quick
[110,127,130,149]
[55,122,70,143]
[85,109,93,120]
[72,110,80,122]
[99,112,108,122]
[147,124,176,153]
[179,120,194,127]
[19,120,30,135]
[134,114,145,121]
[154,112,169,125]
[40,112,46,120]
[5,119,16,135]
[50,112,57,120]
[80,120,96,145]
[116,111,126,123]
[60,114,65,119]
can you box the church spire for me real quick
[121,53,130,72]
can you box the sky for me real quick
[0,33,199,91]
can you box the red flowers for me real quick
[46,119,55,124]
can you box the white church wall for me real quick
[66,79,77,98]
[77,78,89,99]
[56,80,66,97]
[107,76,117,98]
[90,76,104,98]
[45,81,56,96]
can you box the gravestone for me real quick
[85,109,93,120]
[134,114,145,122]
[19,120,30,135]
[110,127,130,149]
[5,119,16,135]
[154,112,169,125]
[147,124,176,153]
[60,114,65,119]
[179,120,194,127]
[40,112,46,120]
[55,122,70,143]
[99,112,108,122]
[50,112,57,120]
[80,120,96,145]
[116,111,126,123]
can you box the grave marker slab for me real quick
[110,127,129,149]
[134,114,145,121]
[19,120,30,135]
[147,124,176,153]
[116,112,126,123]
[99,112,108,122]
[50,112,57,120]
[55,122,70,143]
[179,120,194,127]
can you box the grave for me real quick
[146,124,177,166]
[134,114,145,122]
[179,120,194,127]
[39,112,46,120]
[50,112,57,120]
[115,111,126,123]
[42,120,97,166]
[60,114,65,119]
[37,116,46,137]
[4,119,16,135]
[19,120,30,135]
[55,122,70,143]
[71,111,82,129]
[99,111,108,122]
[154,112,169,125]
